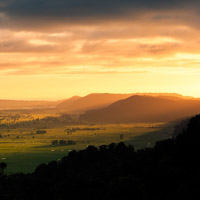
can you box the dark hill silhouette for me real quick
[1,114,200,199]
[80,95,200,123]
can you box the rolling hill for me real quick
[80,95,200,123]
[55,93,136,113]
[55,96,81,111]
[0,93,195,114]
[55,93,191,113]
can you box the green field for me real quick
[0,123,174,174]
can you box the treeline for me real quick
[0,114,75,129]
[66,127,104,134]
[51,139,76,146]
[1,115,200,199]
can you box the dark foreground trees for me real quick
[1,115,200,199]
[0,162,7,177]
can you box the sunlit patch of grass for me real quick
[0,112,59,125]
[0,122,174,174]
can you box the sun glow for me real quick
[29,39,56,46]
[108,37,182,45]
[1,2,200,100]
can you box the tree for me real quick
[59,140,67,145]
[36,130,47,134]
[120,134,124,140]
[52,140,59,145]
[68,140,76,145]
[0,162,7,177]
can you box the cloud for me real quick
[0,0,199,30]
[1,0,200,78]
[1,0,178,18]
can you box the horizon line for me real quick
[0,92,198,101]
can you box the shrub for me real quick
[36,130,47,134]
[59,140,67,145]
[51,140,59,145]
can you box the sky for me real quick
[1,0,200,100]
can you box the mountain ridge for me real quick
[80,95,200,123]
[55,92,194,113]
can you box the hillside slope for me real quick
[55,93,135,113]
[55,93,189,113]
[80,95,200,123]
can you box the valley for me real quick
[0,121,173,174]
[0,93,194,174]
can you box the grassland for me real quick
[0,122,175,175]
[0,111,59,125]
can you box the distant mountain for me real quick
[55,93,135,113]
[133,92,188,98]
[80,95,200,123]
[0,100,62,110]
[56,96,81,110]
[55,93,189,113]
[0,93,194,113]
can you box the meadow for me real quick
[0,121,174,174]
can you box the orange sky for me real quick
[1,1,200,100]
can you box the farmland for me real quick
[0,111,59,125]
[0,118,174,174]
